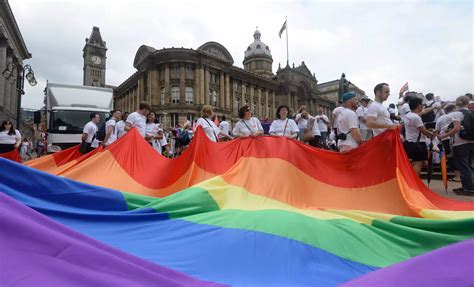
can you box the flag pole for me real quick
[286,16,289,65]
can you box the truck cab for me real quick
[45,83,113,153]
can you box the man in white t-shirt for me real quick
[400,95,411,122]
[367,83,400,136]
[219,115,231,137]
[356,97,372,141]
[403,97,437,176]
[337,92,362,153]
[125,101,151,138]
[116,112,129,138]
[102,110,122,147]
[331,101,344,143]
[438,96,474,195]
[81,112,100,153]
[315,108,329,146]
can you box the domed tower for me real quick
[243,29,273,78]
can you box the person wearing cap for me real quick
[367,83,400,136]
[337,92,362,153]
[125,101,151,138]
[356,97,372,141]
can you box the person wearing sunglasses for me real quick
[232,105,264,138]
[0,121,22,154]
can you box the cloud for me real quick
[9,0,473,109]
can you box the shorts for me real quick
[403,141,428,162]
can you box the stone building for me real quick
[114,30,351,127]
[317,79,365,103]
[0,0,32,126]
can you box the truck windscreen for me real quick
[50,110,109,134]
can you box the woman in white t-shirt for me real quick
[295,105,313,142]
[0,120,21,153]
[196,105,225,142]
[269,105,299,139]
[145,112,164,154]
[233,105,264,138]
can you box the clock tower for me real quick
[83,26,107,87]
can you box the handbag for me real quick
[79,134,95,154]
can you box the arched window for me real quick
[185,86,193,104]
[171,86,180,103]
[256,44,261,49]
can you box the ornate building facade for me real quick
[0,0,31,126]
[114,30,356,127]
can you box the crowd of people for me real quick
[2,84,472,196]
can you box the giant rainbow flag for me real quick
[1,127,473,286]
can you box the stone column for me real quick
[150,68,160,105]
[195,67,201,105]
[225,74,230,110]
[0,41,7,109]
[272,92,276,118]
[249,86,254,112]
[179,65,185,104]
[204,69,210,105]
[4,53,13,115]
[264,90,269,118]
[242,84,247,105]
[200,67,205,105]
[219,73,225,109]
[164,65,170,104]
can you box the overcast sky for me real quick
[10,0,474,109]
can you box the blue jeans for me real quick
[320,132,328,145]
[453,143,474,191]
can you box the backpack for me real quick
[96,118,110,141]
[459,109,474,141]
[179,131,191,146]
[420,102,436,123]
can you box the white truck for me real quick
[42,83,113,153]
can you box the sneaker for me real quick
[453,188,474,196]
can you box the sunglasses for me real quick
[245,109,250,112]
[5,122,12,125]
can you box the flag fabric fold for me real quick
[2,127,473,286]
[279,19,287,38]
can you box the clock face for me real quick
[91,55,102,65]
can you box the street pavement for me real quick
[425,179,474,202]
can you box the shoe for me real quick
[453,188,474,196]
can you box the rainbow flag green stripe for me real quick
[122,185,474,268]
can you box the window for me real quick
[236,97,240,111]
[186,67,194,79]
[256,44,261,49]
[170,113,179,127]
[185,86,193,104]
[171,66,179,78]
[254,101,257,116]
[186,113,195,123]
[171,86,180,104]
[160,87,165,105]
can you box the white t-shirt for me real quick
[316,115,329,132]
[435,114,453,140]
[332,106,344,129]
[269,118,299,137]
[126,112,147,137]
[295,113,310,130]
[116,120,126,138]
[367,101,393,136]
[196,117,220,142]
[451,109,474,147]
[312,118,321,136]
[146,123,163,154]
[104,119,117,146]
[404,112,426,143]
[337,108,360,149]
[400,103,411,121]
[356,106,369,129]
[83,121,99,148]
[0,129,21,144]
[232,117,263,136]
[219,121,230,136]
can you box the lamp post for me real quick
[2,62,37,127]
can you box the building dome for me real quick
[244,29,272,58]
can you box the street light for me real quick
[2,62,37,127]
